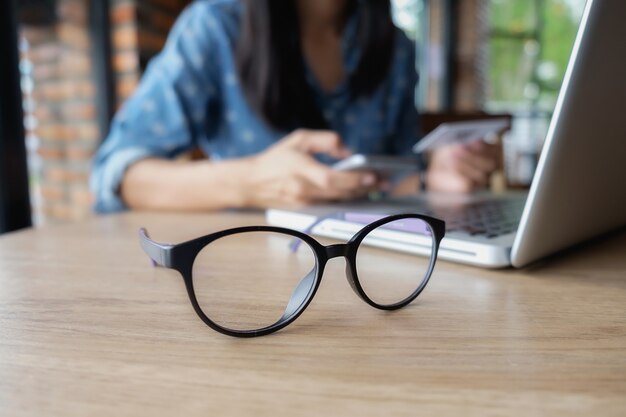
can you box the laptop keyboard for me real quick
[422,198,526,239]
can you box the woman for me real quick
[91,0,498,212]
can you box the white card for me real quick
[413,118,509,153]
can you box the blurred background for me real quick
[3,0,584,229]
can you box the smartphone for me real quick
[332,154,419,176]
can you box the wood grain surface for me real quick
[0,211,625,416]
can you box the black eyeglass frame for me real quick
[139,213,446,338]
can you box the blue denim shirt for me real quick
[91,0,420,213]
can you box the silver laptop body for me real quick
[267,0,626,268]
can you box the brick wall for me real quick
[21,0,98,222]
[422,0,446,111]
[454,0,489,111]
[421,0,489,112]
[20,0,190,223]
[112,0,191,106]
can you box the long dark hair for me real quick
[235,0,395,131]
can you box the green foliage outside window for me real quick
[488,0,585,113]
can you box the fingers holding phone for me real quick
[245,130,379,207]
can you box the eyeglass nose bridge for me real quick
[322,243,365,303]
[324,243,350,260]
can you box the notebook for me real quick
[266,0,626,268]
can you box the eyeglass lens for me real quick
[356,218,434,306]
[191,231,317,331]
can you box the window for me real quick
[487,0,585,112]
[487,0,585,184]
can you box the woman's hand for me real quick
[426,140,501,193]
[244,129,378,207]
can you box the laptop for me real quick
[266,0,626,268]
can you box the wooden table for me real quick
[1,212,625,416]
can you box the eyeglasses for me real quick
[139,213,445,337]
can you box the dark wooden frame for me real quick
[89,0,116,141]
[0,0,32,234]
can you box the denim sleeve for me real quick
[388,32,421,157]
[91,3,221,213]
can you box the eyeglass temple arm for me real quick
[288,214,338,253]
[138,228,175,268]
